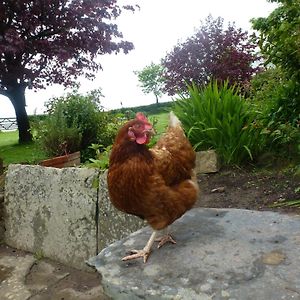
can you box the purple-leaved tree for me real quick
[0,0,135,143]
[162,16,260,95]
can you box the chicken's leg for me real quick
[122,231,157,263]
[155,227,176,248]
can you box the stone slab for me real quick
[97,171,145,252]
[0,245,108,300]
[195,150,220,174]
[0,254,35,300]
[88,208,300,300]
[4,164,100,270]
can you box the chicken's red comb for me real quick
[136,112,149,123]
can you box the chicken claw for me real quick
[122,249,151,263]
[122,231,157,263]
[156,234,176,249]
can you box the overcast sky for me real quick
[0,0,277,118]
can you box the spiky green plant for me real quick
[174,81,266,165]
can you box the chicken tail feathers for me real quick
[169,111,181,128]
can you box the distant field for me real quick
[0,130,47,165]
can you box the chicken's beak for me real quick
[146,127,156,137]
[128,127,136,141]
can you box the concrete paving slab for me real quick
[0,254,35,300]
[0,245,108,300]
[88,208,300,300]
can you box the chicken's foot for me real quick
[122,231,157,263]
[155,233,176,249]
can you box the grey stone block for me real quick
[0,190,4,242]
[195,150,220,174]
[88,208,300,300]
[4,165,144,271]
[4,164,99,270]
[97,171,144,252]
[5,162,300,299]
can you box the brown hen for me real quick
[107,111,199,262]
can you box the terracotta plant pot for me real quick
[40,151,81,168]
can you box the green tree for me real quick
[251,0,300,126]
[135,63,165,104]
[251,0,300,80]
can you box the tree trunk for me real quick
[155,93,159,104]
[8,85,32,143]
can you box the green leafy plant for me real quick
[34,103,82,157]
[46,89,104,149]
[267,122,300,152]
[271,199,300,208]
[174,81,266,165]
[34,249,45,260]
[87,143,112,171]
[249,68,300,158]
[251,1,300,126]
[45,89,120,161]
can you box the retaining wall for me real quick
[4,164,144,270]
[3,151,219,270]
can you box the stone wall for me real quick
[4,165,143,270]
[2,150,219,270]
[97,171,145,252]
[0,171,4,242]
[0,184,4,243]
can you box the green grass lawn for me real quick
[0,130,47,165]
[149,112,169,135]
[0,130,18,147]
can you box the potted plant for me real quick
[40,146,81,168]
[36,105,82,168]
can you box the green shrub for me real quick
[249,68,283,113]
[46,89,104,149]
[174,81,266,165]
[34,103,82,157]
[86,143,112,171]
[45,89,119,161]
[95,112,123,148]
[250,68,300,127]
[262,121,300,161]
[250,68,300,159]
[268,79,300,127]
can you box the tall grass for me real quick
[174,81,266,165]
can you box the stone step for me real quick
[88,208,300,300]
